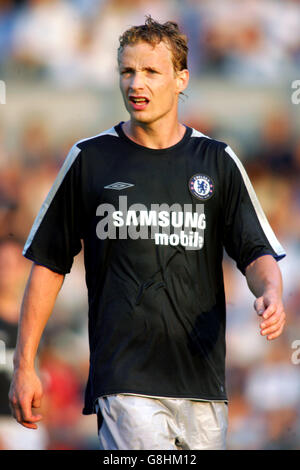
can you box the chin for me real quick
[130,113,153,124]
[132,111,169,126]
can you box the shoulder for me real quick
[189,127,230,167]
[73,125,120,152]
[189,127,247,177]
[189,126,227,152]
[190,127,244,163]
[58,125,120,172]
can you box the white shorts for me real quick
[96,394,228,450]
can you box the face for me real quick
[118,40,188,125]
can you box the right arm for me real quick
[9,262,64,429]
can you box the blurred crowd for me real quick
[0,0,300,451]
[0,0,300,86]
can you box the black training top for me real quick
[23,122,286,414]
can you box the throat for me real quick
[122,121,186,149]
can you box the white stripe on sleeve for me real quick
[225,145,286,257]
[23,126,120,256]
[23,144,81,256]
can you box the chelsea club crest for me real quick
[189,174,214,200]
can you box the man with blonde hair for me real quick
[9,17,286,450]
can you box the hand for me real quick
[8,368,43,429]
[254,292,286,340]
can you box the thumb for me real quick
[254,296,265,316]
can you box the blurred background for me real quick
[0,0,300,450]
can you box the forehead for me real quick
[119,40,174,70]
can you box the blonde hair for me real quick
[118,15,188,72]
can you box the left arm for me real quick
[245,255,286,340]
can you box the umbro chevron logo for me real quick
[104,182,134,190]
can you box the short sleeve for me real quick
[222,145,286,274]
[23,144,84,274]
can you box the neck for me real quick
[122,118,186,149]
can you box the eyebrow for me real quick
[120,66,160,73]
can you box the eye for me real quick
[120,70,133,76]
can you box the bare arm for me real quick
[9,262,64,429]
[245,254,286,340]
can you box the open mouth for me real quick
[129,96,150,110]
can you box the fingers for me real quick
[254,296,279,319]
[260,310,286,340]
[260,303,277,320]
[20,399,43,425]
[254,295,286,341]
[9,401,34,429]
[9,394,43,429]
[265,322,285,341]
[9,370,44,429]
[9,398,22,424]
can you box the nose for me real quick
[129,71,145,91]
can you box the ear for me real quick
[175,69,189,95]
